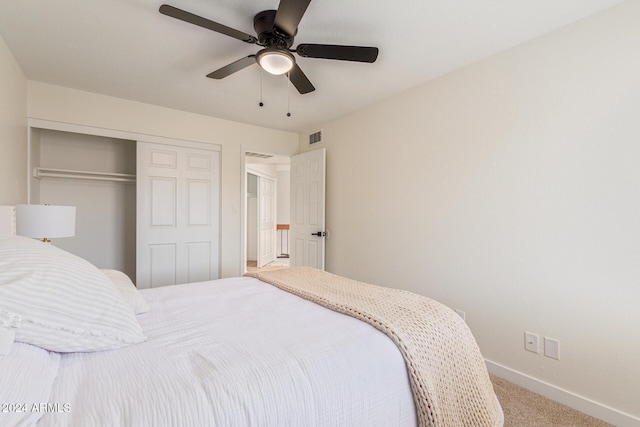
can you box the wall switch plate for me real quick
[544,337,560,360]
[525,331,539,353]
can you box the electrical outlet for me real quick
[525,332,539,353]
[544,337,560,360]
[455,309,466,321]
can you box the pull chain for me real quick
[258,70,293,116]
[286,72,291,117]
[259,69,264,107]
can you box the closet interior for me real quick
[29,128,137,280]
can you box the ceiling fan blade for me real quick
[159,4,257,44]
[296,44,379,63]
[206,55,257,79]
[288,63,315,94]
[274,0,312,36]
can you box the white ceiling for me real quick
[0,0,625,133]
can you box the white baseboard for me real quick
[485,360,640,427]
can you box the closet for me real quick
[28,122,221,288]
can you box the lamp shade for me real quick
[16,205,76,240]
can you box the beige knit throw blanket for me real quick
[245,267,502,427]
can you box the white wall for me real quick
[300,1,640,423]
[26,82,298,277]
[246,173,258,261]
[276,165,291,258]
[276,165,290,225]
[0,34,27,204]
[276,166,290,258]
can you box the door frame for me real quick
[240,147,291,274]
[240,147,326,274]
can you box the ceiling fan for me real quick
[159,0,379,94]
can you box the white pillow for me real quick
[0,235,146,352]
[101,269,150,314]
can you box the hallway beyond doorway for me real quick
[246,258,290,273]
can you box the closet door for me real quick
[257,175,276,268]
[137,141,220,288]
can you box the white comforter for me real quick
[38,276,417,427]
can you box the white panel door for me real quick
[257,175,276,267]
[290,148,326,269]
[137,141,220,288]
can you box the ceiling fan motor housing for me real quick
[254,10,295,49]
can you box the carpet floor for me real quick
[491,375,614,427]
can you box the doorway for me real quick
[245,152,291,273]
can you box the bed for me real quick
[0,205,503,427]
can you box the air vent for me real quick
[245,152,274,159]
[309,130,322,145]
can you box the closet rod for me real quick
[33,167,136,183]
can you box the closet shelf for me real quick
[33,167,136,183]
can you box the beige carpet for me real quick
[491,375,614,427]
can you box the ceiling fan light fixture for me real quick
[257,49,294,75]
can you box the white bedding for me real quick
[37,276,417,427]
[0,344,60,427]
